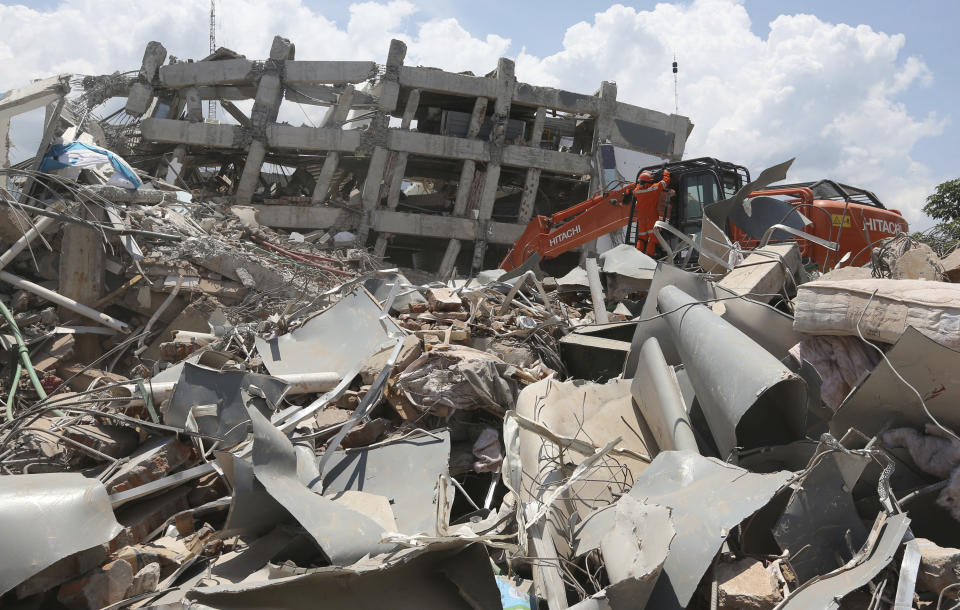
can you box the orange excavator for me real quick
[500,157,909,272]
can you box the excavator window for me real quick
[680,173,720,228]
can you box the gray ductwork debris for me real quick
[656,284,807,456]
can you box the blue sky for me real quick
[1,0,955,227]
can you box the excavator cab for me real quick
[636,158,749,254]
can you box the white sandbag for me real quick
[793,278,960,349]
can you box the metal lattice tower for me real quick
[208,0,216,121]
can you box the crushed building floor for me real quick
[0,33,959,610]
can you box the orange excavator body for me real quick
[500,158,909,273]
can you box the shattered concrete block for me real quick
[187,471,229,507]
[718,243,800,301]
[128,562,160,597]
[32,334,74,374]
[892,243,945,280]
[115,486,191,545]
[341,417,390,448]
[426,287,463,311]
[916,537,960,596]
[359,333,423,385]
[716,558,782,610]
[314,407,351,428]
[15,543,111,599]
[105,435,194,493]
[943,248,960,283]
[65,424,140,460]
[57,559,133,609]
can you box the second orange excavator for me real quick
[499,157,909,273]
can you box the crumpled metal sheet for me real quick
[320,429,454,536]
[773,441,870,583]
[657,284,807,456]
[165,362,289,448]
[776,513,910,609]
[255,286,401,378]
[598,496,674,608]
[247,407,393,565]
[831,326,960,437]
[630,451,793,609]
[0,473,123,595]
[184,541,502,610]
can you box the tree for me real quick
[914,178,960,255]
[923,178,960,223]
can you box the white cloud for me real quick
[0,0,945,227]
[515,1,946,227]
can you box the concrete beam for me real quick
[388,130,488,161]
[501,145,591,174]
[512,82,600,115]
[219,100,250,127]
[373,211,525,244]
[140,118,240,147]
[284,60,378,84]
[248,205,347,229]
[159,59,255,87]
[285,84,377,108]
[398,66,497,98]
[268,124,362,151]
[0,74,71,116]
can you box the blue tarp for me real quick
[39,141,141,190]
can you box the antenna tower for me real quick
[208,0,216,121]
[672,54,679,114]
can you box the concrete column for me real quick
[374,89,421,259]
[163,144,188,186]
[358,40,406,246]
[436,238,461,281]
[471,58,516,271]
[126,41,167,117]
[517,107,546,223]
[311,152,340,205]
[451,97,488,216]
[310,86,355,205]
[235,36,293,205]
[583,81,618,259]
[0,115,10,190]
[59,210,105,362]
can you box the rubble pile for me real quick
[1,35,960,610]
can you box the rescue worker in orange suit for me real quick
[633,170,672,256]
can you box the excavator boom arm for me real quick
[500,176,669,270]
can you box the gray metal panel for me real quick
[0,473,122,595]
[166,362,289,447]
[773,445,870,583]
[657,285,807,457]
[255,287,400,378]
[831,326,960,437]
[776,513,910,609]
[321,430,453,536]
[248,408,392,565]
[628,451,793,608]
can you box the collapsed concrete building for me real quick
[98,35,692,275]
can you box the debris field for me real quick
[0,34,959,610]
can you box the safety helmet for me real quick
[638,171,655,184]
